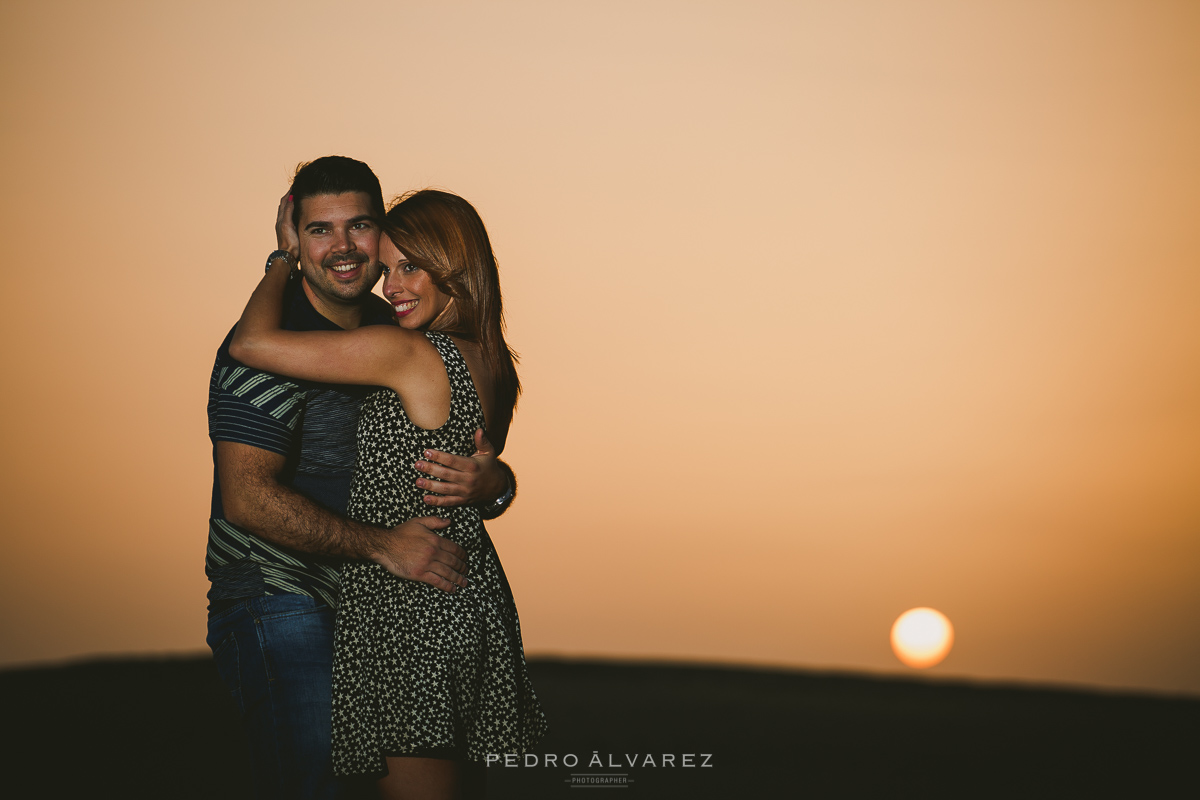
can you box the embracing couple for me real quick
[205,156,547,800]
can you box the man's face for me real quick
[296,191,382,303]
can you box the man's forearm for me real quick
[228,476,387,561]
[216,441,467,591]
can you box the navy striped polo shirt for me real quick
[205,276,395,608]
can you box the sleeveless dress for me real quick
[330,331,547,777]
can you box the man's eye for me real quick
[352,222,372,230]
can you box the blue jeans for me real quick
[207,594,371,800]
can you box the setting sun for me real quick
[891,608,955,669]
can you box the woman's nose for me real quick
[383,269,401,296]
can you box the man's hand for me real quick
[415,429,507,508]
[370,516,469,594]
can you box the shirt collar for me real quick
[281,276,396,332]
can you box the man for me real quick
[205,156,515,799]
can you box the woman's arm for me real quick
[231,297,415,386]
[229,195,424,387]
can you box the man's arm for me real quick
[217,441,468,593]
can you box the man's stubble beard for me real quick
[301,255,380,306]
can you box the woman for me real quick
[231,190,547,799]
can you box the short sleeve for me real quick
[208,359,307,456]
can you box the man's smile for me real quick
[325,258,367,280]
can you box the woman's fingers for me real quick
[275,193,300,257]
[274,194,289,236]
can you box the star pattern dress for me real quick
[330,331,547,777]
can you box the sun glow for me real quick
[891,608,954,669]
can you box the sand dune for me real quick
[1,657,1195,798]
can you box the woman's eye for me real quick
[403,264,418,273]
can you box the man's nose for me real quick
[331,228,355,253]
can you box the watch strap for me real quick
[265,249,295,274]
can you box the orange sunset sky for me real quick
[1,0,1198,696]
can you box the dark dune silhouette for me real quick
[1,656,1195,798]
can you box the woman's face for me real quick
[380,236,453,330]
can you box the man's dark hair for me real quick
[288,155,385,228]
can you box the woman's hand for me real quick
[275,193,300,259]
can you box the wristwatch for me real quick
[481,465,517,520]
[265,249,295,274]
